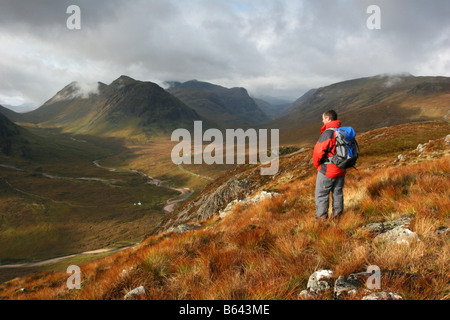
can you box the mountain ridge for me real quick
[22,76,205,137]
[267,74,450,145]
[167,79,270,128]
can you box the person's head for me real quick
[322,110,338,124]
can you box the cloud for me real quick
[50,81,99,103]
[0,0,449,108]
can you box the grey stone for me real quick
[219,191,279,219]
[307,269,334,295]
[124,285,146,300]
[374,226,419,245]
[334,275,362,299]
[363,216,411,235]
[362,292,403,300]
[416,143,427,153]
[298,270,334,299]
[167,223,202,234]
[436,227,450,235]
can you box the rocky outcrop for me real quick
[153,169,266,235]
[219,190,279,219]
[167,223,202,234]
[299,269,403,300]
[193,175,257,221]
[363,216,411,235]
[362,216,419,245]
[374,226,419,245]
[334,273,371,299]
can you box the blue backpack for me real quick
[326,127,359,169]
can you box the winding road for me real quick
[0,159,196,268]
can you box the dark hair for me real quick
[323,110,338,121]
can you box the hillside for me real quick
[167,80,269,128]
[23,76,204,138]
[269,74,450,145]
[0,105,27,124]
[1,120,448,300]
[0,111,32,158]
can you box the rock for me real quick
[445,134,450,145]
[374,226,419,245]
[363,216,411,235]
[14,288,26,295]
[334,275,363,299]
[397,154,407,162]
[436,227,450,235]
[167,223,202,234]
[298,269,334,299]
[362,292,403,300]
[124,285,146,300]
[298,290,313,299]
[219,200,240,219]
[372,133,388,139]
[307,270,334,294]
[120,266,135,277]
[219,190,279,219]
[416,143,427,153]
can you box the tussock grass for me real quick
[1,123,449,300]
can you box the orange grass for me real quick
[1,145,449,300]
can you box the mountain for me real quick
[269,74,450,145]
[166,80,270,128]
[0,110,31,158]
[277,88,317,117]
[25,76,204,137]
[0,105,26,123]
[2,104,36,113]
[253,97,292,120]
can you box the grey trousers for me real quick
[315,172,345,220]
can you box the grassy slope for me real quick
[268,75,450,146]
[1,121,448,299]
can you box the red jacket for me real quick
[313,120,346,178]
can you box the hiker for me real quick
[313,110,346,220]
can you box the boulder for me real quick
[298,269,334,299]
[124,285,146,300]
[363,216,411,235]
[374,226,419,245]
[334,275,364,299]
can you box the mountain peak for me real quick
[111,75,137,87]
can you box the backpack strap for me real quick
[322,128,337,164]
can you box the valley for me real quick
[0,73,449,295]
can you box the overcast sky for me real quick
[1,0,449,109]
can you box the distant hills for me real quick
[166,80,269,128]
[1,73,449,144]
[268,74,450,145]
